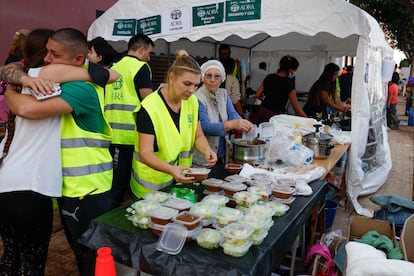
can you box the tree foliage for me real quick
[350,0,414,62]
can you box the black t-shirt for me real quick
[136,90,180,151]
[261,73,295,113]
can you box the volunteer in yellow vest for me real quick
[131,50,217,198]
[5,28,114,276]
[105,34,154,208]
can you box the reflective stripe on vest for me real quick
[62,161,113,177]
[61,138,111,148]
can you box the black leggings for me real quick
[0,191,53,276]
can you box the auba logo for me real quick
[170,9,182,20]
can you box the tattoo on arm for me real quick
[3,62,26,84]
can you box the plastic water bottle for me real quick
[95,247,116,276]
[292,123,302,144]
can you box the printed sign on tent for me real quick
[193,3,224,27]
[162,7,191,35]
[112,19,137,36]
[225,0,261,22]
[137,16,161,36]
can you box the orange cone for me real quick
[95,247,116,276]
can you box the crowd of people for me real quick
[0,27,361,275]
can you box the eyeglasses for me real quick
[205,73,222,81]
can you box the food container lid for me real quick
[241,213,272,230]
[250,173,273,181]
[265,201,290,216]
[221,239,253,254]
[247,186,271,196]
[252,179,273,187]
[276,178,296,187]
[221,223,254,241]
[143,191,171,203]
[188,167,211,175]
[216,207,243,220]
[130,199,160,216]
[197,228,223,244]
[233,191,260,203]
[150,206,179,220]
[245,204,274,218]
[173,211,201,227]
[224,174,250,183]
[156,223,188,255]
[202,178,224,187]
[163,197,193,210]
[189,202,219,219]
[221,182,247,192]
[273,196,296,204]
[201,194,229,206]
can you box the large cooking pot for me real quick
[302,124,334,159]
[231,138,266,163]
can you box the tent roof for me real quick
[88,0,392,57]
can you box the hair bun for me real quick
[176,50,189,58]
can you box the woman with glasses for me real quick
[194,60,253,165]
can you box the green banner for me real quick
[137,15,161,35]
[193,3,224,26]
[112,19,137,36]
[225,0,261,22]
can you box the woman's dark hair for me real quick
[279,55,299,72]
[391,72,400,84]
[88,37,120,67]
[222,58,236,75]
[307,63,340,106]
[23,28,55,71]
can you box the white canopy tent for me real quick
[88,0,395,217]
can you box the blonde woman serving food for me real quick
[131,50,217,198]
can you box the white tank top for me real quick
[0,68,62,197]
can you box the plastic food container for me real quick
[251,229,268,245]
[215,207,243,228]
[128,215,152,229]
[224,163,243,174]
[150,206,179,225]
[221,240,252,257]
[272,186,295,199]
[252,179,273,188]
[196,228,223,249]
[272,196,296,206]
[247,186,271,201]
[201,194,229,208]
[265,201,290,216]
[173,211,201,230]
[163,197,193,212]
[221,182,247,197]
[224,174,250,184]
[187,168,211,182]
[221,223,254,245]
[202,178,224,192]
[189,202,219,220]
[143,191,171,203]
[250,173,273,181]
[240,213,272,233]
[245,204,274,219]
[152,222,201,241]
[276,178,296,188]
[130,199,160,217]
[233,191,260,209]
[156,223,188,255]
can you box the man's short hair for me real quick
[50,28,88,58]
[259,62,266,70]
[128,34,154,51]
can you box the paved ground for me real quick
[1,97,412,276]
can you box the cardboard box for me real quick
[400,213,414,262]
[348,216,395,242]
